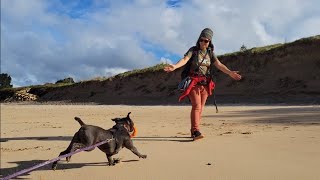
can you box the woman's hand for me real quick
[228,71,242,80]
[163,64,176,72]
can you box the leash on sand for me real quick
[1,139,114,180]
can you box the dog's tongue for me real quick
[130,126,138,137]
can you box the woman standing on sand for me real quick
[164,28,242,140]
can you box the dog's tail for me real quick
[74,117,86,126]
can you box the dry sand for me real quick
[1,104,320,180]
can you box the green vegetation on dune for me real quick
[221,34,320,58]
[115,63,167,78]
[0,82,75,94]
[30,82,75,89]
[221,43,284,57]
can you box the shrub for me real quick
[55,77,75,84]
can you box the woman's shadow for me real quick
[133,136,193,142]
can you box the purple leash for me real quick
[1,139,113,180]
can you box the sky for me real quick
[1,0,320,87]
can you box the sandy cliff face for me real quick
[3,36,320,105]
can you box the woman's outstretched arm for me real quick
[214,59,242,80]
[163,56,191,72]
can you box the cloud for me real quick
[252,19,282,45]
[1,0,320,87]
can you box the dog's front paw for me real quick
[140,155,147,159]
[108,162,116,166]
[113,158,121,164]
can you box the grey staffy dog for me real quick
[52,112,147,170]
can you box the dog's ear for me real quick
[127,112,131,118]
[112,118,121,122]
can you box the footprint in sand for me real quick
[218,131,233,136]
[201,123,214,127]
[177,132,189,135]
[1,146,51,152]
[241,131,253,135]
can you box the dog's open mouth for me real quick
[130,126,137,137]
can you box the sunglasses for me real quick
[200,39,210,43]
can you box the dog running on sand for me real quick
[52,112,147,170]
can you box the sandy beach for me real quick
[1,104,320,180]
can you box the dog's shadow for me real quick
[0,136,192,178]
[133,136,193,142]
[0,159,139,179]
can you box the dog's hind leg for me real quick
[51,136,86,170]
[52,138,75,170]
[52,142,86,170]
[65,143,86,162]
